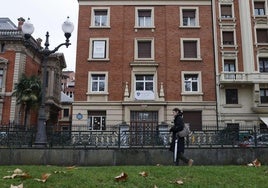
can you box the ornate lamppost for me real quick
[22,17,74,146]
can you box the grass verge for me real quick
[0,165,267,187]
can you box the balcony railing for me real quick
[220,72,268,83]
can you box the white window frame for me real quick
[135,7,155,28]
[252,0,267,17]
[134,38,155,61]
[180,38,201,61]
[220,29,237,47]
[181,71,202,93]
[180,7,199,27]
[87,71,108,94]
[88,38,109,61]
[90,7,110,28]
[219,3,234,19]
[255,27,268,45]
[87,113,106,131]
[135,75,154,92]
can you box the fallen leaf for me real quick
[115,172,128,182]
[3,174,17,179]
[13,169,23,174]
[252,159,261,167]
[139,171,148,177]
[34,173,51,183]
[66,166,76,170]
[10,183,23,188]
[154,185,158,188]
[176,180,184,185]
[247,159,261,167]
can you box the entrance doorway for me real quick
[130,111,158,145]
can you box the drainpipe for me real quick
[211,0,219,130]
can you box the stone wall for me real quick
[0,148,267,166]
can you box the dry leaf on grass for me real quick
[34,173,51,183]
[10,183,23,188]
[115,172,128,182]
[13,169,23,174]
[154,185,158,188]
[176,180,184,185]
[247,159,261,167]
[66,165,77,170]
[139,171,148,177]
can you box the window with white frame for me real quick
[224,59,236,79]
[260,88,268,103]
[135,38,154,60]
[254,1,266,16]
[256,29,268,43]
[135,75,154,91]
[181,38,201,60]
[220,4,233,18]
[90,74,106,92]
[183,74,199,92]
[222,31,234,45]
[180,8,199,27]
[225,89,238,104]
[89,38,109,60]
[134,74,154,100]
[135,7,154,28]
[87,111,106,130]
[91,7,110,27]
[259,57,268,72]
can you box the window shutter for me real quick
[257,29,268,43]
[138,41,151,58]
[184,41,197,58]
[183,10,195,18]
[223,32,234,44]
[95,10,107,15]
[254,2,265,9]
[221,5,232,16]
[139,10,151,17]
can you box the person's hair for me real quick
[172,108,182,115]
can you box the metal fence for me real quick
[0,124,267,148]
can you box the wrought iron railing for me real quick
[0,124,267,148]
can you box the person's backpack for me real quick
[177,123,192,137]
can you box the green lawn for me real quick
[0,165,267,188]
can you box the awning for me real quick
[260,117,268,127]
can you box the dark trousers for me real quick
[175,152,189,166]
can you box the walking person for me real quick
[169,108,193,166]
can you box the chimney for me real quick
[17,17,25,31]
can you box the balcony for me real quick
[219,72,268,84]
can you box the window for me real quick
[222,31,234,45]
[135,75,154,91]
[260,88,268,103]
[135,38,154,60]
[181,39,201,60]
[224,59,236,72]
[256,29,268,43]
[184,74,199,92]
[91,74,105,92]
[87,111,106,130]
[259,57,268,72]
[182,9,196,26]
[135,7,154,28]
[226,89,238,104]
[89,38,109,60]
[220,4,233,18]
[91,7,110,27]
[254,1,265,16]
[63,109,69,118]
[0,69,3,89]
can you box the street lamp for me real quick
[22,17,74,147]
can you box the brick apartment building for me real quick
[214,0,268,131]
[73,0,217,131]
[0,18,66,129]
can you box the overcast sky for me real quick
[2,0,79,71]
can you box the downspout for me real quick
[211,0,220,130]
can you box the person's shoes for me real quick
[188,159,194,167]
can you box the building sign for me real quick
[135,91,154,100]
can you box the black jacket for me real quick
[169,114,185,153]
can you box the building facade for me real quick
[0,18,66,130]
[73,0,217,131]
[214,0,268,131]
